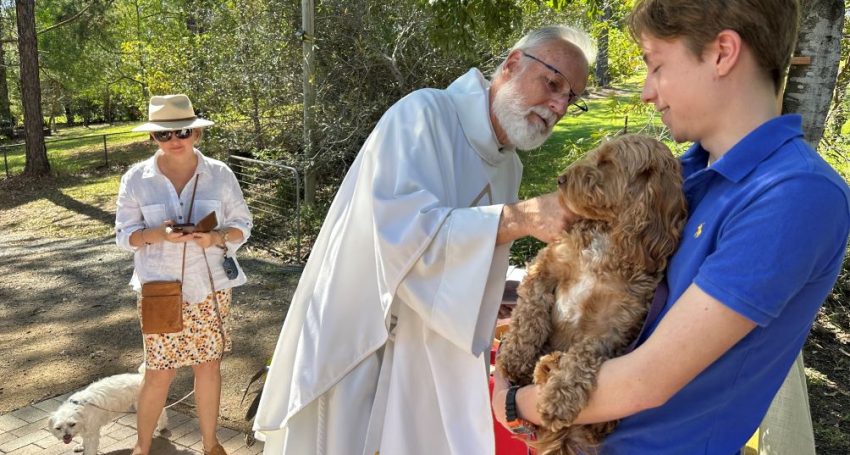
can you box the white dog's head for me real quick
[48,399,86,444]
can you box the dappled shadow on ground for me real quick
[803,303,850,455]
[0,229,301,434]
[103,437,197,454]
[0,172,120,219]
[44,189,114,226]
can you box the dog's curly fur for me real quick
[496,134,688,455]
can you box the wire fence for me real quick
[229,155,303,269]
[0,131,150,178]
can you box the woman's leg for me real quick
[193,359,222,452]
[133,368,176,455]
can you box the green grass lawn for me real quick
[519,83,683,198]
[1,122,150,176]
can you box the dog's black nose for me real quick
[557,175,567,185]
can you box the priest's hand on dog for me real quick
[497,191,577,245]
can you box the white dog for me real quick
[48,365,168,455]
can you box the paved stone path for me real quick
[0,393,263,455]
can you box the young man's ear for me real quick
[713,29,742,77]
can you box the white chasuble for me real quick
[254,69,522,455]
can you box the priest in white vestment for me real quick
[254,25,595,455]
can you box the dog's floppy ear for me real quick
[610,137,687,274]
[558,144,619,221]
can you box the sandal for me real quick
[204,443,227,455]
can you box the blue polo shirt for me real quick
[601,115,850,454]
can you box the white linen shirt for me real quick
[115,148,252,304]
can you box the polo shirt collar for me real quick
[141,148,211,178]
[682,114,804,182]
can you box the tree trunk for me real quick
[302,0,317,205]
[594,4,612,88]
[0,18,14,127]
[104,88,114,124]
[64,102,75,126]
[781,0,845,148]
[250,82,264,150]
[826,47,850,137]
[134,0,150,100]
[16,0,49,177]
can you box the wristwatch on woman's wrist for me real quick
[505,385,536,435]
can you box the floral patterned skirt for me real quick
[137,288,232,370]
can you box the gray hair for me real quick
[493,25,596,78]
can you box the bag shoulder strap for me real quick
[181,174,201,283]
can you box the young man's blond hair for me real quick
[627,0,800,93]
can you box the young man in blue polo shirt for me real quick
[492,0,850,452]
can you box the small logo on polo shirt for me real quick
[694,223,704,238]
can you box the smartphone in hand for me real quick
[168,223,196,234]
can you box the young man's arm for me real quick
[493,283,756,425]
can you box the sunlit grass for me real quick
[1,122,149,176]
[520,82,674,198]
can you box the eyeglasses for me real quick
[152,129,194,142]
[520,51,588,115]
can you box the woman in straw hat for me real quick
[115,94,253,455]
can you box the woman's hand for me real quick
[160,221,194,243]
[191,230,223,249]
[134,221,191,246]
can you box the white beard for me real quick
[492,79,557,151]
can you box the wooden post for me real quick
[790,56,812,66]
[301,0,316,205]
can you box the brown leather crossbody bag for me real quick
[140,280,183,334]
[139,174,199,335]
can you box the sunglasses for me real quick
[152,129,194,142]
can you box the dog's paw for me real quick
[73,443,85,453]
[533,351,563,385]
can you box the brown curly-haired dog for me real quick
[496,134,688,455]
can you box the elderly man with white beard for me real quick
[254,25,595,455]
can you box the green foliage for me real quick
[599,25,642,83]
[420,0,523,60]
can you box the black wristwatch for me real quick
[505,384,536,435]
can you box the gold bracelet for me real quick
[216,230,228,250]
